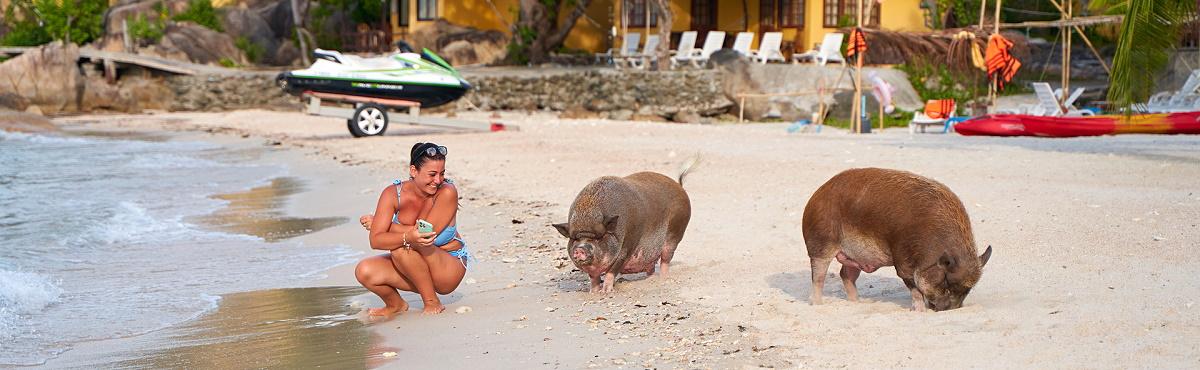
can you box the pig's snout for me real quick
[926,296,964,312]
[571,244,594,264]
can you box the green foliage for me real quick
[836,14,854,28]
[1106,0,1196,111]
[308,2,343,50]
[506,25,537,65]
[127,13,165,46]
[235,36,264,63]
[822,110,915,130]
[173,0,223,32]
[218,57,239,68]
[317,0,386,26]
[2,1,50,46]
[1,0,107,45]
[897,57,978,105]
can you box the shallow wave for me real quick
[0,269,62,340]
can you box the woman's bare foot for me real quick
[421,299,446,315]
[367,300,409,316]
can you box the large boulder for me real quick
[0,93,31,112]
[99,0,191,52]
[223,7,277,51]
[0,42,85,115]
[716,58,922,122]
[0,42,154,114]
[256,0,304,40]
[159,22,247,65]
[0,111,59,133]
[409,19,508,66]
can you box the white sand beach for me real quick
[44,109,1200,368]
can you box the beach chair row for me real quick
[1144,69,1200,113]
[598,31,850,69]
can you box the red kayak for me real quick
[954,112,1200,137]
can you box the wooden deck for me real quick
[1,46,197,75]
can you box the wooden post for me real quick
[739,95,746,123]
[878,101,884,130]
[991,0,1002,108]
[978,0,987,29]
[1065,0,1075,106]
[852,0,864,134]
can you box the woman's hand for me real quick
[407,228,436,249]
[359,214,374,231]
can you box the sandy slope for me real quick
[63,110,1200,369]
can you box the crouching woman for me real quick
[354,142,471,315]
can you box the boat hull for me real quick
[277,73,469,108]
[955,112,1200,137]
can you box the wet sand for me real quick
[192,177,346,242]
[45,110,1200,369]
[47,287,391,369]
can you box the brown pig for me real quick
[553,166,693,293]
[803,168,992,311]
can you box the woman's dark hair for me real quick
[410,142,447,168]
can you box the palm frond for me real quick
[1107,0,1196,112]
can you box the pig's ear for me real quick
[552,223,570,238]
[603,215,619,232]
[938,253,957,272]
[979,245,992,268]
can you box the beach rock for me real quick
[409,19,508,66]
[98,0,191,52]
[721,63,922,122]
[672,111,702,124]
[0,93,30,112]
[0,111,58,133]
[160,22,247,66]
[222,7,283,65]
[0,42,83,115]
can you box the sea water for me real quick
[0,131,357,366]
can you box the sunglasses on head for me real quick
[423,145,448,157]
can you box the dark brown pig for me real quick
[803,168,992,311]
[553,167,693,293]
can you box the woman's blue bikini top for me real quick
[391,179,458,247]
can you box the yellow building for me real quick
[391,0,931,57]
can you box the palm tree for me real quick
[1095,0,1196,111]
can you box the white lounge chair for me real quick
[1146,70,1200,112]
[597,33,640,66]
[731,32,754,57]
[673,31,725,68]
[669,31,698,69]
[750,32,786,64]
[910,100,956,134]
[1030,82,1093,116]
[792,32,846,65]
[626,35,660,70]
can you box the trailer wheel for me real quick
[348,104,389,137]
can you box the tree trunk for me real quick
[654,0,673,70]
[290,0,310,65]
[514,0,593,64]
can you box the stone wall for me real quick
[166,73,300,111]
[459,69,735,122]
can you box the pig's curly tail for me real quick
[677,154,701,185]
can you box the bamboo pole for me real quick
[978,0,988,29]
[990,0,1002,107]
[1044,0,1110,75]
[853,0,864,133]
[1061,0,1071,108]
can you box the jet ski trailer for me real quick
[302,91,516,137]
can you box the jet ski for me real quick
[277,48,470,108]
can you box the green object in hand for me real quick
[417,219,434,233]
